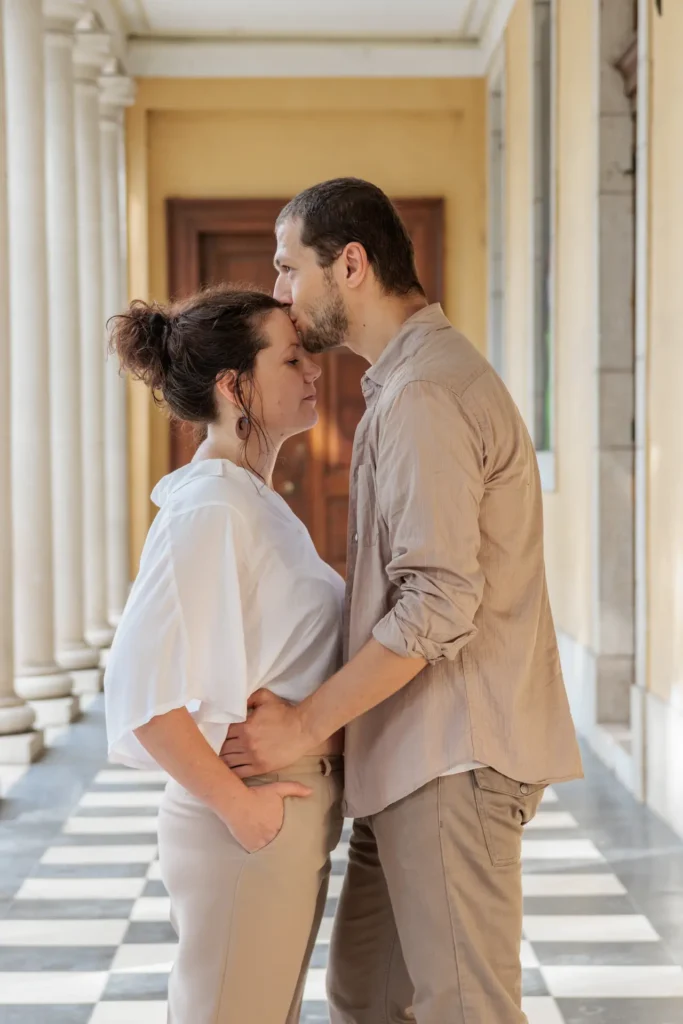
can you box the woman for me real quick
[104,286,345,1024]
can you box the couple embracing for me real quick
[105,177,581,1024]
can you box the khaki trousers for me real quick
[327,768,545,1024]
[158,755,343,1024]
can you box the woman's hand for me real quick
[221,780,311,853]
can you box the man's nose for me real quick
[273,276,291,304]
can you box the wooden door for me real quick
[167,197,444,573]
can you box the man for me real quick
[221,177,582,1023]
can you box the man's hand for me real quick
[220,689,313,777]
[218,779,311,853]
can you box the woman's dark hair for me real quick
[108,286,283,448]
[276,177,425,297]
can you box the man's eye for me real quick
[288,359,300,366]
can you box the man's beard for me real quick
[298,289,349,355]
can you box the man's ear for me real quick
[342,242,370,290]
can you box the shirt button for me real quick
[520,784,530,795]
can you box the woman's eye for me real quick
[288,359,300,366]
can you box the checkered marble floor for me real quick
[1,702,683,1023]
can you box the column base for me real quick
[14,668,74,702]
[29,695,81,729]
[57,645,100,673]
[0,729,45,764]
[0,698,36,736]
[99,647,110,670]
[71,667,103,695]
[86,624,116,649]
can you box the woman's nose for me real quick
[304,357,322,382]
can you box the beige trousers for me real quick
[327,767,545,1024]
[158,755,344,1024]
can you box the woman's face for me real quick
[249,308,322,442]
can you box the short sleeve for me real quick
[104,503,248,769]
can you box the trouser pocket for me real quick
[472,767,546,867]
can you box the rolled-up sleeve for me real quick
[372,380,485,663]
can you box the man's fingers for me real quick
[247,688,278,709]
[272,781,312,799]
[232,764,257,779]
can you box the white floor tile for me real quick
[95,770,168,786]
[15,877,146,901]
[80,790,164,808]
[41,844,158,865]
[541,789,559,805]
[524,914,660,943]
[44,725,71,746]
[0,920,128,947]
[520,940,540,968]
[303,967,327,1001]
[147,859,162,880]
[522,839,604,862]
[542,964,683,998]
[315,917,333,944]
[0,972,107,1003]
[130,897,171,922]
[89,1001,168,1023]
[522,873,626,897]
[525,812,579,831]
[522,997,565,1024]
[111,944,177,973]
[328,874,344,898]
[63,816,158,835]
[331,841,349,863]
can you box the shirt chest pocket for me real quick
[354,464,380,548]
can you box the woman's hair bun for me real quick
[108,300,172,393]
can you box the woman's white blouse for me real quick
[105,459,345,769]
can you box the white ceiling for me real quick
[115,0,499,41]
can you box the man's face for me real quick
[273,217,349,354]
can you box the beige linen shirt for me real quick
[343,304,582,818]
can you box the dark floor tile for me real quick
[0,946,116,971]
[102,972,169,1000]
[32,863,149,879]
[3,899,133,920]
[533,941,677,966]
[310,945,328,969]
[522,969,549,997]
[142,880,167,899]
[558,997,683,1023]
[523,895,637,916]
[300,1002,330,1024]
[123,921,178,944]
[71,807,157,818]
[0,1009,92,1024]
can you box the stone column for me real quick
[73,18,115,653]
[99,71,135,628]
[44,0,100,697]
[3,0,75,726]
[0,0,44,762]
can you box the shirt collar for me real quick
[362,303,449,394]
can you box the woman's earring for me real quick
[236,416,250,441]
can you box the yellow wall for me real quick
[648,7,683,704]
[126,77,487,571]
[504,0,596,649]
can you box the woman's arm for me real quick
[135,707,310,852]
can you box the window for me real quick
[532,0,556,484]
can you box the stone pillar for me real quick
[99,71,135,628]
[44,0,100,697]
[3,0,75,727]
[0,0,44,762]
[73,18,115,653]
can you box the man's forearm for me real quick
[298,638,427,747]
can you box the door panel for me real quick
[167,197,444,573]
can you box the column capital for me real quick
[73,14,111,84]
[99,71,137,123]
